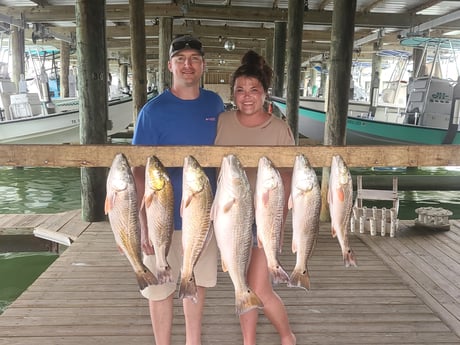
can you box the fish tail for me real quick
[269,264,290,284]
[137,266,158,290]
[288,267,311,290]
[343,248,358,267]
[236,289,263,315]
[178,273,198,303]
[156,265,174,284]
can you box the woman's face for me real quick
[233,76,266,116]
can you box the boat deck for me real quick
[0,211,459,344]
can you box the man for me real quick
[132,35,224,345]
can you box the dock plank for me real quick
[358,220,460,340]
[0,215,460,344]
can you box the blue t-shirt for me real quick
[132,88,224,230]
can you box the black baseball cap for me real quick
[169,35,204,58]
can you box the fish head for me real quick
[331,155,351,186]
[107,153,131,192]
[146,156,168,191]
[220,154,249,191]
[257,156,280,191]
[293,154,316,192]
[183,155,207,193]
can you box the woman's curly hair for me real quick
[230,50,273,95]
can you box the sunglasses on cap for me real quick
[170,37,204,57]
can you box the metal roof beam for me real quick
[399,8,460,37]
[0,4,440,29]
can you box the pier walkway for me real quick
[0,210,459,344]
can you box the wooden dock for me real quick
[0,211,459,344]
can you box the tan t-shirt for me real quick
[214,110,295,189]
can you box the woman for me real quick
[214,50,296,345]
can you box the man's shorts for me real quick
[140,228,218,301]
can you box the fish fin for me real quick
[256,235,263,249]
[269,263,290,284]
[337,187,345,202]
[331,226,337,238]
[292,240,297,254]
[156,264,173,284]
[223,198,235,213]
[288,267,310,290]
[344,248,358,268]
[104,197,110,214]
[221,259,228,273]
[178,273,198,303]
[236,288,263,315]
[288,194,293,210]
[116,245,125,255]
[262,190,270,207]
[183,192,193,209]
[210,202,216,221]
[104,192,115,214]
[199,226,214,255]
[144,191,154,209]
[137,265,158,291]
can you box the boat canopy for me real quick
[400,37,460,50]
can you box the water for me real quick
[350,167,460,219]
[0,167,80,314]
[0,252,58,313]
[0,167,81,214]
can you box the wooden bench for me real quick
[351,175,399,237]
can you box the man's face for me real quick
[168,50,205,87]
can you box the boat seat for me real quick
[351,175,399,237]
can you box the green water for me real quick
[0,252,58,313]
[0,167,81,214]
[0,167,80,314]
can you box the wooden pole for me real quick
[119,63,129,91]
[321,0,357,221]
[272,21,286,98]
[76,0,108,222]
[129,0,147,123]
[158,17,172,92]
[10,25,25,92]
[265,35,274,69]
[60,40,70,98]
[285,0,304,144]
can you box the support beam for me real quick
[285,0,304,143]
[76,0,109,222]
[129,0,147,123]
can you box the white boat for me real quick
[274,37,460,145]
[0,80,134,144]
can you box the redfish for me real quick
[179,155,213,303]
[211,154,263,315]
[143,155,174,284]
[255,156,289,284]
[328,154,357,267]
[288,154,321,290]
[105,153,158,290]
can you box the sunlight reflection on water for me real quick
[0,167,81,214]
